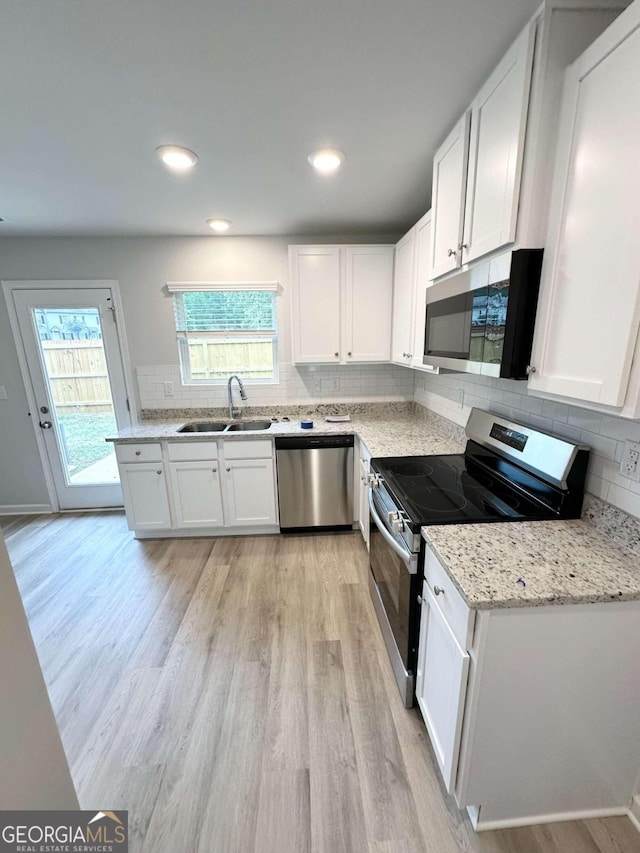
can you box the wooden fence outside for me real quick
[42,339,274,413]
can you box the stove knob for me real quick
[368,474,380,489]
[387,510,396,523]
[392,519,404,534]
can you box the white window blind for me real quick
[167,282,279,384]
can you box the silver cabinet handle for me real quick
[226,467,231,472]
[458,242,468,251]
[348,351,352,356]
[212,467,217,473]
[447,248,456,257]
[433,585,444,596]
[526,365,536,375]
[417,594,423,605]
[334,352,339,357]
[39,420,53,429]
[135,451,141,456]
[156,469,162,475]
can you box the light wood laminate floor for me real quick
[3,512,639,853]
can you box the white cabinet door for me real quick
[120,463,171,531]
[343,246,394,362]
[169,461,224,528]
[224,458,277,526]
[411,211,432,368]
[358,453,370,549]
[290,245,341,363]
[462,26,535,265]
[430,112,471,280]
[416,584,470,794]
[529,8,640,409]
[391,228,416,364]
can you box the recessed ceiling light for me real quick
[207,218,231,232]
[156,145,198,171]
[307,148,346,174]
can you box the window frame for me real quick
[167,281,280,386]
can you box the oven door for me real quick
[368,487,419,707]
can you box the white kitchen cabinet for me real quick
[169,461,224,528]
[391,228,416,365]
[528,1,640,417]
[427,1,625,284]
[119,462,171,531]
[419,539,640,830]
[461,25,535,265]
[224,458,277,526]
[343,246,394,362]
[416,581,471,794]
[290,245,341,363]
[290,244,393,365]
[411,211,432,368]
[430,112,471,279]
[357,440,371,549]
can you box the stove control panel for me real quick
[490,422,529,452]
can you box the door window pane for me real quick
[34,307,119,486]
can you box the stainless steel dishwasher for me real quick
[275,434,354,531]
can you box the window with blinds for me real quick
[168,283,278,384]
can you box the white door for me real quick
[391,228,416,363]
[290,246,341,363]
[411,211,432,367]
[416,585,470,794]
[169,461,224,528]
[8,283,132,509]
[462,26,535,264]
[224,458,277,526]
[120,463,171,531]
[343,246,394,362]
[529,10,640,408]
[430,112,471,279]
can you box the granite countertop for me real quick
[106,406,466,459]
[422,520,640,610]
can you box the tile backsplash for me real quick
[137,362,415,411]
[414,370,640,521]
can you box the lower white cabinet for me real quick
[415,582,470,793]
[120,462,172,531]
[169,461,224,528]
[357,443,371,549]
[117,439,278,535]
[223,458,277,526]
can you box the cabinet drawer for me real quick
[116,442,162,463]
[424,545,474,649]
[167,441,218,461]
[223,439,273,460]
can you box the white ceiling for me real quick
[0,0,541,237]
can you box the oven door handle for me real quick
[369,490,417,572]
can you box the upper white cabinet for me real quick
[391,228,416,364]
[462,27,535,265]
[528,1,640,417]
[343,246,394,362]
[430,113,471,279]
[290,244,394,364]
[429,0,626,282]
[290,245,341,363]
[391,211,432,368]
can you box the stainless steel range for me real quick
[368,408,590,707]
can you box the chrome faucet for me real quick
[227,375,247,419]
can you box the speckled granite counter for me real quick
[106,404,466,459]
[422,520,640,610]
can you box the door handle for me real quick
[39,420,53,429]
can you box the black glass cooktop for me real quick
[371,453,557,529]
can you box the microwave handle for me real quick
[369,491,416,571]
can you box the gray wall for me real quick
[0,235,398,509]
[0,529,79,807]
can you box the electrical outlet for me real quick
[164,381,174,397]
[619,440,640,481]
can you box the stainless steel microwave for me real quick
[423,248,543,379]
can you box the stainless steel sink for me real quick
[225,420,273,431]
[177,422,228,433]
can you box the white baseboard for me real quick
[471,805,628,832]
[0,503,52,516]
[629,795,640,833]
[134,524,281,539]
